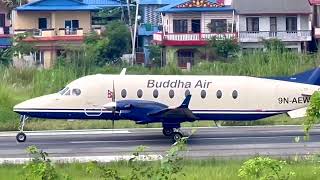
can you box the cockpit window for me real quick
[72,89,81,96]
[65,90,71,96]
[59,87,69,95]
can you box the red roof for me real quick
[309,0,320,5]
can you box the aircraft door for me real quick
[84,103,103,117]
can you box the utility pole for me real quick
[132,0,139,65]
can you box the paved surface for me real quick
[0,126,320,160]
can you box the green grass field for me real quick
[1,159,320,180]
[0,50,319,131]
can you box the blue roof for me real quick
[83,0,127,7]
[157,0,234,13]
[139,0,173,5]
[16,0,101,11]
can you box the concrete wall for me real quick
[238,15,311,32]
[13,11,91,33]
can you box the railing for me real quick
[14,28,88,37]
[239,30,312,42]
[153,32,236,42]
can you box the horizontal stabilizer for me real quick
[302,88,315,96]
[287,107,308,119]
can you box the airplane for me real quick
[13,67,320,142]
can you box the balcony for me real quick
[239,30,312,42]
[153,32,237,46]
[14,27,101,42]
[315,28,320,38]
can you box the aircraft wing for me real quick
[104,95,198,123]
[147,95,197,120]
[287,107,308,118]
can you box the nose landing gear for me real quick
[16,115,28,143]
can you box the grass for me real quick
[0,50,319,131]
[0,159,320,180]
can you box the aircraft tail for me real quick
[269,67,320,85]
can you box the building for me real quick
[138,0,172,64]
[12,0,125,69]
[153,0,236,68]
[309,0,320,50]
[0,2,12,49]
[233,0,312,52]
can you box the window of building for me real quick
[65,20,79,35]
[246,17,259,32]
[201,90,206,99]
[177,49,194,68]
[232,90,238,99]
[216,90,222,99]
[153,89,159,98]
[33,51,44,66]
[173,19,188,33]
[137,89,143,98]
[286,17,297,32]
[209,19,227,33]
[185,89,191,97]
[121,89,127,98]
[169,89,174,98]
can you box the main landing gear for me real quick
[16,115,28,143]
[162,125,184,142]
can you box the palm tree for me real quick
[3,0,27,11]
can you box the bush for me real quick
[208,36,240,58]
[238,157,295,180]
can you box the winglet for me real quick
[179,95,191,108]
[120,68,126,75]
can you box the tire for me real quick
[172,132,183,142]
[162,128,174,136]
[16,132,26,143]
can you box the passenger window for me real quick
[169,89,174,98]
[153,89,159,98]
[201,90,206,99]
[216,90,222,99]
[137,89,143,98]
[121,89,127,98]
[232,90,238,99]
[185,89,190,97]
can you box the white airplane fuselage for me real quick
[13,74,319,122]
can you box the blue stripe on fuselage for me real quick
[14,108,285,121]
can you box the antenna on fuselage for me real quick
[120,68,126,75]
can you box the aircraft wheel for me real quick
[163,128,174,136]
[16,132,26,143]
[172,132,183,142]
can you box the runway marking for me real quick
[0,155,163,164]
[0,130,130,137]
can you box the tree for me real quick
[263,39,285,52]
[83,21,131,65]
[148,45,162,67]
[208,36,239,58]
[3,0,27,14]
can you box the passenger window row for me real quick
[120,89,238,100]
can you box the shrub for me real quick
[238,157,295,180]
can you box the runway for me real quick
[0,126,320,162]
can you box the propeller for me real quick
[111,80,116,129]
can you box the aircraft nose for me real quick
[13,94,57,113]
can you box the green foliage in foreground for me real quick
[4,143,320,180]
[0,50,319,130]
